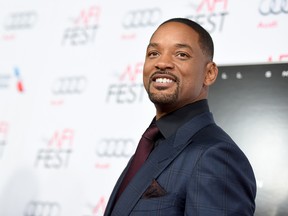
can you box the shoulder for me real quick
[190,123,256,186]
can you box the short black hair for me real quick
[160,18,214,60]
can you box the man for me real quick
[104,18,256,215]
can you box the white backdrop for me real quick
[0,0,287,215]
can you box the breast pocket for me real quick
[131,193,184,215]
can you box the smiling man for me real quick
[104,18,256,216]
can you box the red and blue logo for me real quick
[14,67,24,92]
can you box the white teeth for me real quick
[155,78,173,83]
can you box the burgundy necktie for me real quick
[115,122,160,201]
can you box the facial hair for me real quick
[147,81,179,105]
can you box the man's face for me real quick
[143,22,211,111]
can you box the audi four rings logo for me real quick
[96,139,135,157]
[122,8,162,29]
[52,76,87,94]
[24,201,61,216]
[4,11,37,30]
[259,0,288,15]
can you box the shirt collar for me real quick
[155,99,210,139]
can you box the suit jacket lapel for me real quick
[110,112,215,216]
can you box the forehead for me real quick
[150,21,199,43]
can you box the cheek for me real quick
[184,67,206,85]
[180,73,205,94]
[143,68,149,79]
[143,61,152,74]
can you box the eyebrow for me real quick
[147,42,158,49]
[175,43,194,52]
[147,42,194,52]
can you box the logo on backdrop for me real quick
[24,201,61,216]
[82,197,106,216]
[0,121,9,159]
[96,138,135,158]
[121,8,162,40]
[51,76,87,95]
[14,67,25,92]
[257,0,287,28]
[2,11,37,41]
[50,75,87,106]
[259,0,288,16]
[34,129,74,169]
[62,5,101,46]
[106,62,146,104]
[122,8,161,29]
[185,0,229,33]
[0,67,24,93]
[4,11,37,30]
[95,138,136,169]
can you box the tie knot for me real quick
[142,123,160,141]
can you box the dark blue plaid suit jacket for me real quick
[104,112,256,215]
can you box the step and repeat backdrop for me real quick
[0,0,287,215]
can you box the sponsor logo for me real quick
[14,67,24,92]
[24,201,61,216]
[34,129,74,169]
[106,83,145,103]
[122,8,162,29]
[95,138,136,169]
[0,67,24,93]
[121,8,162,40]
[62,6,101,46]
[106,63,147,104]
[0,121,9,159]
[257,0,287,28]
[186,0,229,33]
[0,74,10,89]
[96,138,135,158]
[3,11,37,30]
[259,0,288,16]
[51,76,87,95]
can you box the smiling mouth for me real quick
[150,72,178,91]
[155,78,174,83]
[151,71,178,83]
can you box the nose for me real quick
[154,54,174,70]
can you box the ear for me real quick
[204,62,218,86]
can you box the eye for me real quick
[176,52,190,59]
[147,51,159,58]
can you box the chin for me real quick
[149,92,178,105]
